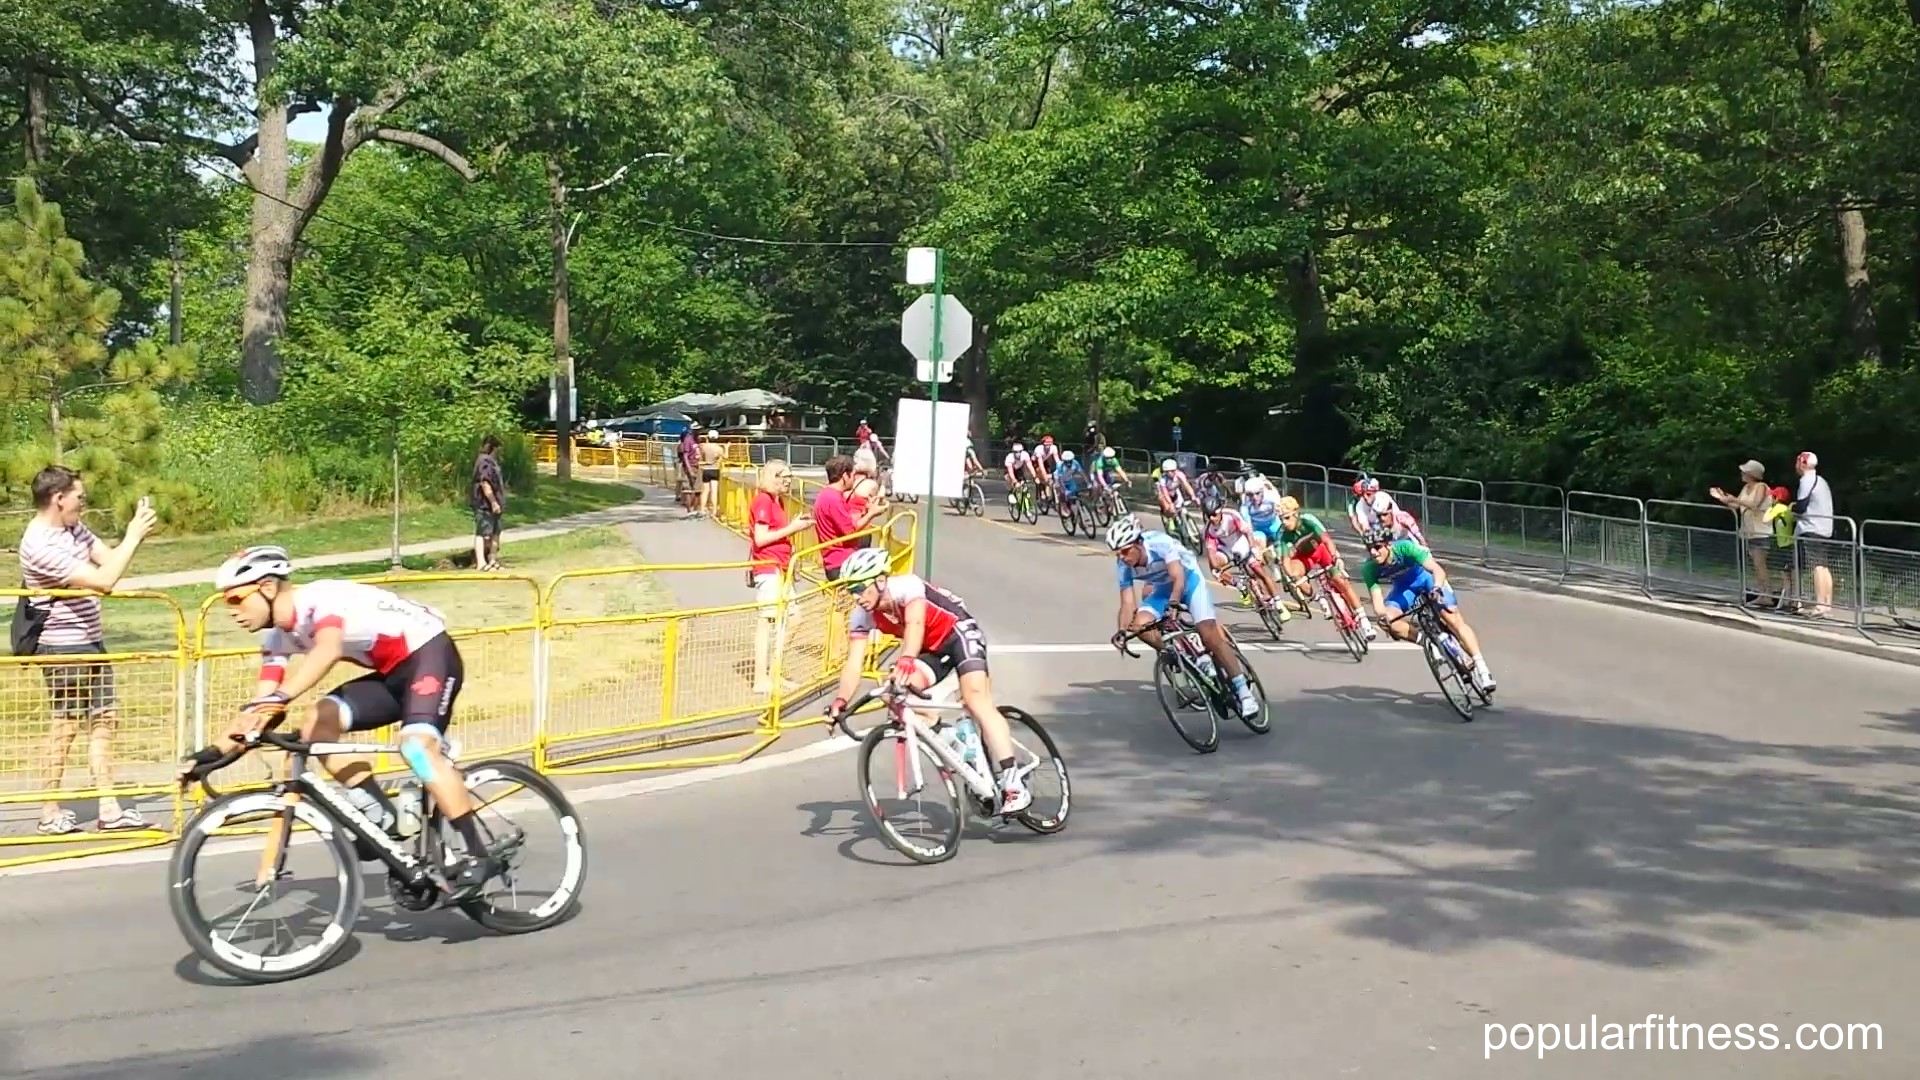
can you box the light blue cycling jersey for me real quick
[1055,462,1087,496]
[1244,491,1280,526]
[1114,530,1200,592]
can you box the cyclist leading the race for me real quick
[1358,528,1495,691]
[1203,501,1288,619]
[1106,517,1262,720]
[1277,497,1375,639]
[1003,442,1038,510]
[194,546,498,897]
[826,548,1032,814]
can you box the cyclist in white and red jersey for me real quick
[1032,435,1061,507]
[1203,501,1286,614]
[190,545,497,897]
[824,548,1032,814]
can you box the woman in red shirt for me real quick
[749,460,813,693]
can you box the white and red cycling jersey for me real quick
[847,575,974,648]
[1204,507,1255,558]
[258,580,449,681]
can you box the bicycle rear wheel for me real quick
[1227,640,1272,735]
[1154,650,1220,753]
[858,723,966,863]
[998,707,1071,833]
[169,790,362,984]
[1059,498,1080,536]
[1325,587,1367,662]
[453,760,588,933]
[968,482,985,516]
[1249,575,1288,641]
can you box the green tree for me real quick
[0,177,195,519]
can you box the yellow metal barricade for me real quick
[539,563,780,774]
[0,590,189,867]
[192,574,542,798]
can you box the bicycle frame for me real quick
[878,694,999,805]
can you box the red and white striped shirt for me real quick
[17,519,104,647]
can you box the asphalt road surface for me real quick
[3,505,1915,1079]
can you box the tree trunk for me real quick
[1086,341,1102,429]
[47,390,64,460]
[1787,1,1883,365]
[965,322,990,443]
[24,71,50,167]
[169,235,183,345]
[239,0,292,404]
[549,156,574,483]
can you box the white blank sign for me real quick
[890,397,971,500]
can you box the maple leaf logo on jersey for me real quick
[410,674,442,698]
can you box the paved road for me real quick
[4,508,1917,1078]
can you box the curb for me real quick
[1455,563,1920,669]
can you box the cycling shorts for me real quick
[1211,534,1253,563]
[1382,567,1456,616]
[903,618,989,684]
[1138,565,1218,625]
[324,632,464,738]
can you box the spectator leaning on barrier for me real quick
[471,436,506,572]
[16,465,156,835]
[1791,451,1835,618]
[679,426,702,516]
[1709,458,1776,606]
[814,456,886,582]
[850,443,886,517]
[748,460,813,693]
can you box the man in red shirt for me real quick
[813,455,886,581]
[749,460,813,693]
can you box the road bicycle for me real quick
[1160,502,1204,551]
[830,681,1070,864]
[1214,550,1290,641]
[1116,602,1270,753]
[1388,587,1493,721]
[1057,491,1092,537]
[170,726,586,983]
[1006,478,1040,524]
[948,472,985,516]
[1036,479,1058,517]
[1300,563,1368,662]
[1091,483,1128,527]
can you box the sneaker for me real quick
[36,809,80,836]
[97,808,148,832]
[1236,690,1261,719]
[1361,622,1377,642]
[1472,664,1497,692]
[998,783,1033,816]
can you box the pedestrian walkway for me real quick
[120,494,656,591]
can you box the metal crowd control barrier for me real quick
[0,590,189,868]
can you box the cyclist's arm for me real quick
[832,628,870,708]
[895,598,928,663]
[272,623,347,704]
[1418,554,1450,591]
[1116,584,1139,634]
[1166,557,1188,600]
[1179,476,1198,501]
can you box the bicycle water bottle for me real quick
[953,716,982,764]
[1183,631,1218,679]
[392,781,424,839]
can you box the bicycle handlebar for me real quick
[179,726,310,799]
[1112,603,1196,658]
[828,679,933,738]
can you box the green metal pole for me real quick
[923,249,945,578]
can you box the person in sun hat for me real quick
[1710,458,1775,605]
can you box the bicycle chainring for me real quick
[386,870,440,912]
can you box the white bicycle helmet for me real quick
[1011,442,1025,454]
[1105,515,1143,551]
[838,548,892,586]
[1162,458,1178,472]
[214,545,293,590]
[1061,449,1075,462]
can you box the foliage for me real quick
[0,177,196,524]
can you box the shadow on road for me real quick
[0,1029,380,1079]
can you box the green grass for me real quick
[125,477,642,576]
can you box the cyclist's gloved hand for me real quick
[889,657,919,685]
[1110,631,1129,652]
[825,697,847,720]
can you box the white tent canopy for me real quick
[646,388,798,415]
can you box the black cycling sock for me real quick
[450,811,487,856]
[997,756,1016,775]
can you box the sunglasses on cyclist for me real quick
[223,584,263,606]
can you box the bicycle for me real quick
[1389,587,1492,721]
[1301,563,1368,662]
[949,472,985,516]
[1091,483,1127,527]
[1116,603,1270,753]
[170,726,586,983]
[1057,491,1091,537]
[830,681,1070,863]
[1215,551,1289,641]
[1160,503,1203,551]
[1036,479,1058,517]
[1006,478,1039,524]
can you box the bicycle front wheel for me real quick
[169,790,362,984]
[454,760,589,934]
[1325,588,1368,661]
[968,482,985,516]
[1419,618,1475,721]
[1227,641,1272,735]
[1154,650,1220,753]
[858,723,966,863]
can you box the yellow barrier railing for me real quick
[0,589,189,868]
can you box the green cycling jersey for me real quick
[1358,539,1434,589]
